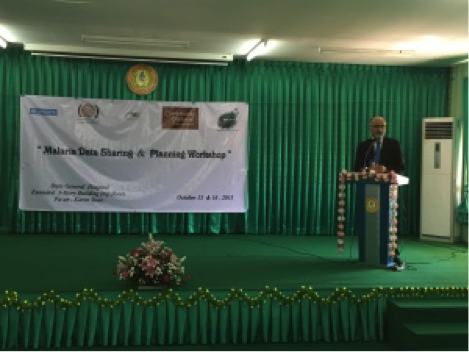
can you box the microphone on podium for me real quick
[363,139,374,171]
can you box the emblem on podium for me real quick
[365,197,379,213]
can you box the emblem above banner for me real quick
[126,64,158,95]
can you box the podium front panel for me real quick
[356,182,393,267]
[365,185,380,265]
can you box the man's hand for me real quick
[371,164,387,173]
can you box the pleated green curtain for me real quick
[0,292,387,348]
[457,77,468,223]
[0,48,449,235]
[464,77,468,183]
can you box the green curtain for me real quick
[464,77,468,184]
[457,77,468,224]
[0,48,449,235]
[0,290,389,348]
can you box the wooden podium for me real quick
[349,174,409,267]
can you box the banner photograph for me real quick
[20,96,248,212]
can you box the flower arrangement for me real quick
[115,233,189,287]
[336,169,399,258]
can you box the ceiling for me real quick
[0,0,467,66]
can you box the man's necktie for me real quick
[374,140,381,164]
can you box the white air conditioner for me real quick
[420,118,462,242]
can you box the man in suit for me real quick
[354,116,405,173]
[354,116,406,271]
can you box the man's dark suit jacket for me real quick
[354,137,405,173]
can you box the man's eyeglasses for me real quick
[371,125,386,128]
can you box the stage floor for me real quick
[1,234,467,294]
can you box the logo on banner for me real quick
[126,64,158,95]
[125,111,142,120]
[162,107,199,130]
[217,109,238,130]
[365,197,379,213]
[78,103,99,118]
[30,108,58,116]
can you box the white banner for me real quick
[20,96,248,212]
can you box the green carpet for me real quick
[0,234,467,294]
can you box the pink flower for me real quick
[338,200,345,206]
[339,176,345,182]
[145,255,158,268]
[338,224,344,229]
[144,243,153,250]
[144,267,156,277]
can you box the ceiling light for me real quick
[0,36,7,49]
[239,39,263,56]
[247,40,269,61]
[453,58,469,65]
[318,47,415,57]
[0,25,16,42]
[82,35,190,49]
